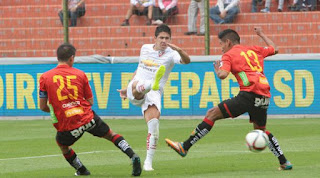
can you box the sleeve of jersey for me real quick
[219,55,231,72]
[83,74,93,100]
[39,75,48,98]
[260,45,276,58]
[173,51,181,64]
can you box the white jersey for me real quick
[134,44,181,93]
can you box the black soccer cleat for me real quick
[131,154,142,176]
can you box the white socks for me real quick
[144,118,159,170]
[135,80,152,94]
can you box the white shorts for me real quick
[127,80,162,115]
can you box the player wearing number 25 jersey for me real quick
[39,64,93,131]
[165,28,292,171]
[39,43,142,176]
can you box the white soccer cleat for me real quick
[151,65,166,91]
[143,162,154,171]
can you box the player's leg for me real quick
[131,65,166,99]
[252,122,292,170]
[249,96,292,171]
[88,113,142,176]
[166,92,249,157]
[56,131,90,176]
[165,106,222,157]
[143,105,160,171]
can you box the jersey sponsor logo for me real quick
[70,119,96,138]
[62,101,80,109]
[254,97,270,109]
[140,65,157,73]
[65,107,84,117]
[141,59,160,67]
[259,76,269,85]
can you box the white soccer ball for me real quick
[245,130,269,152]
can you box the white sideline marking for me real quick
[0,150,249,161]
[0,151,103,161]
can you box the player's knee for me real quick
[103,129,117,141]
[206,107,224,122]
[59,145,70,154]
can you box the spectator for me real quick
[288,0,302,11]
[152,0,179,25]
[209,0,240,24]
[260,0,285,12]
[251,0,264,12]
[121,0,155,26]
[58,0,85,27]
[184,0,205,36]
[301,0,317,11]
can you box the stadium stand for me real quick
[0,0,319,57]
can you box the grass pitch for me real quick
[0,118,319,177]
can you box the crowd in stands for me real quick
[59,0,318,29]
[253,0,318,12]
[119,0,241,35]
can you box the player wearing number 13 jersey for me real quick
[219,41,274,97]
[165,28,292,171]
[39,43,142,176]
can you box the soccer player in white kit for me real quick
[117,24,191,171]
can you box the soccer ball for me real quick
[245,130,269,152]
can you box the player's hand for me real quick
[117,89,127,100]
[167,43,181,52]
[254,27,263,36]
[213,60,222,73]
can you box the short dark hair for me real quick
[155,24,171,37]
[218,29,240,44]
[57,43,76,62]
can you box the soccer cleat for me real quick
[151,65,166,91]
[143,162,154,171]
[165,138,187,157]
[131,154,142,176]
[278,161,293,170]
[74,169,91,176]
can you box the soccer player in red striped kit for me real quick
[165,27,292,170]
[39,43,141,176]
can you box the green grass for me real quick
[0,118,319,177]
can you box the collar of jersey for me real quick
[57,64,71,68]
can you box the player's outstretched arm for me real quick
[167,43,191,64]
[254,27,279,54]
